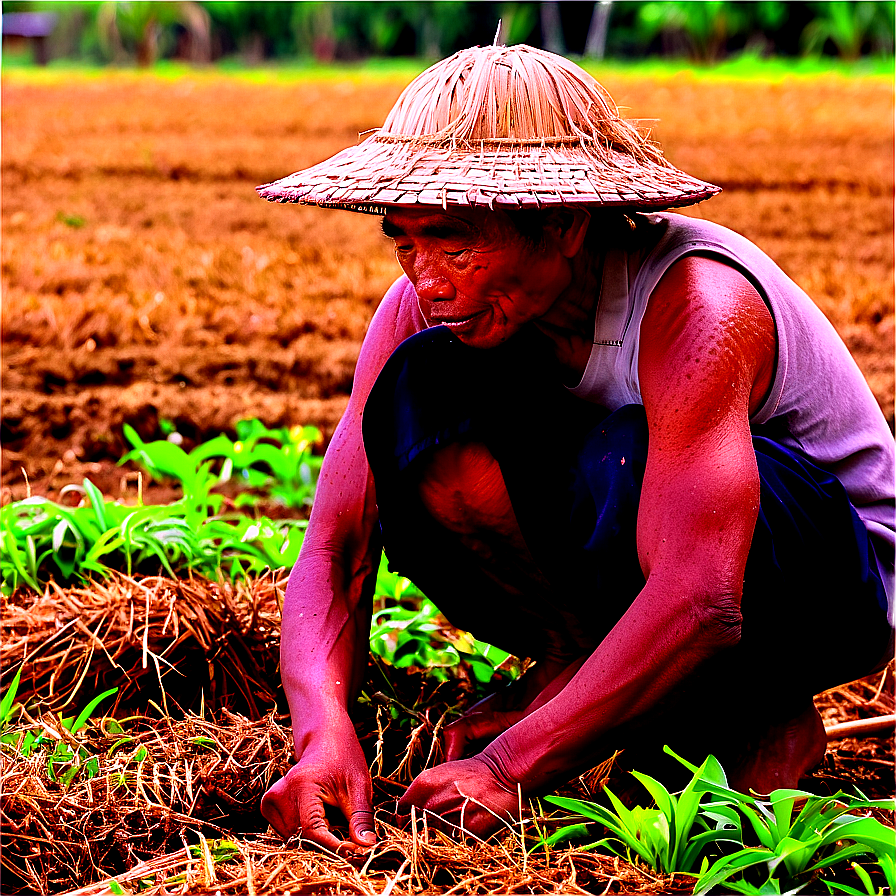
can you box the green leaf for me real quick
[693,846,778,895]
[546,793,656,867]
[808,844,882,876]
[740,803,777,850]
[538,823,596,849]
[82,478,109,532]
[849,861,879,895]
[68,687,118,734]
[817,815,896,858]
[880,852,896,892]
[769,834,819,878]
[823,880,870,896]
[631,770,675,825]
[719,879,787,895]
[0,666,23,729]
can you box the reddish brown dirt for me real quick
[2,70,893,506]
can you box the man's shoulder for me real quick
[358,275,426,364]
[382,274,418,304]
[657,212,746,246]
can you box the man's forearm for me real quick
[478,581,738,792]
[280,541,378,742]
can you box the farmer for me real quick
[257,44,894,852]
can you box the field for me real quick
[1,65,895,894]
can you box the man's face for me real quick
[382,207,573,349]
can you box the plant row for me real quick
[1,419,513,684]
[543,748,895,895]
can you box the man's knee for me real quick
[417,442,514,535]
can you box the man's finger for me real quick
[443,723,469,762]
[348,808,376,846]
[296,782,365,855]
[345,770,376,846]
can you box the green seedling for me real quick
[0,666,23,730]
[187,838,241,863]
[1,670,118,786]
[823,856,896,895]
[121,418,323,510]
[371,555,516,685]
[1,478,307,594]
[544,751,741,874]
[543,747,895,894]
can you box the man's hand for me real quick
[443,709,524,762]
[443,654,589,762]
[396,757,519,839]
[261,728,375,854]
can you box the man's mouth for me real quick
[432,311,483,330]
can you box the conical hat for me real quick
[257,44,720,213]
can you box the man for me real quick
[256,44,894,852]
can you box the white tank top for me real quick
[569,213,895,620]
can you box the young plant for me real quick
[1,477,306,593]
[121,419,322,510]
[824,856,896,896]
[681,747,895,896]
[543,747,896,894]
[372,556,516,686]
[544,751,742,874]
[1,667,118,786]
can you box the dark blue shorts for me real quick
[363,326,892,726]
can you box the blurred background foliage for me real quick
[2,1,894,68]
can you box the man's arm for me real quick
[398,257,777,832]
[262,276,425,852]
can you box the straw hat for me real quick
[257,44,720,213]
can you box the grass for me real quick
[3,48,894,84]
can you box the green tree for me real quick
[801,1,895,60]
[205,1,300,61]
[635,0,749,62]
[97,1,210,65]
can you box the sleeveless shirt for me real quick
[568,213,895,621]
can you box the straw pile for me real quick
[1,688,682,896]
[1,571,286,719]
[56,827,685,896]
[813,664,896,802]
[1,709,292,894]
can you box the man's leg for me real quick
[409,425,830,793]
[402,425,832,792]
[416,440,552,602]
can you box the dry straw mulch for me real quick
[1,574,893,895]
[2,694,684,896]
[1,571,286,719]
[56,829,687,896]
[1,710,291,894]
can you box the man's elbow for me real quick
[693,590,743,651]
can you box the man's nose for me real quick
[413,256,455,302]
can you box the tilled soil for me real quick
[2,70,894,503]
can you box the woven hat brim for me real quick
[256,137,720,214]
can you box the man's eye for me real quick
[443,248,466,257]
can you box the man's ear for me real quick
[545,209,591,258]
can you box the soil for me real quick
[2,70,893,506]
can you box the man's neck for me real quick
[533,246,603,381]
